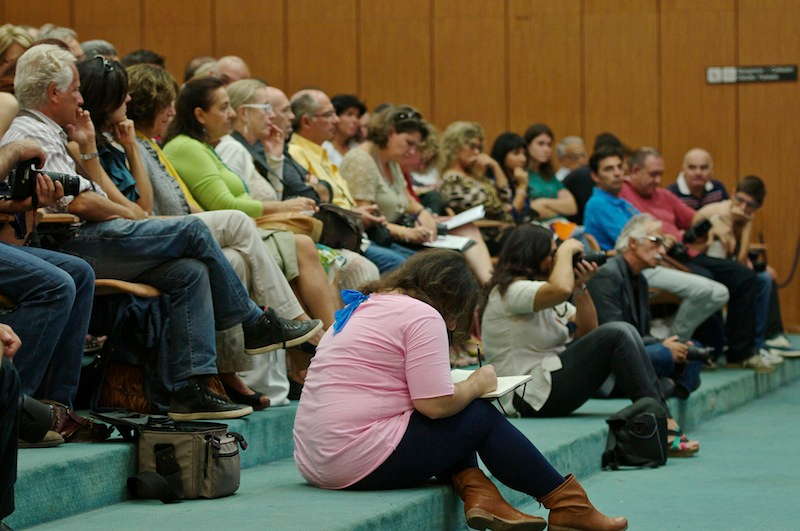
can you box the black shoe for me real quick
[658,377,676,399]
[243,308,322,355]
[288,378,304,401]
[168,377,253,421]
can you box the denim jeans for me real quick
[0,242,94,406]
[754,270,772,348]
[57,216,263,388]
[362,242,416,274]
[1,358,20,520]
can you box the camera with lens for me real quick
[686,345,714,362]
[747,248,767,273]
[682,218,712,244]
[572,250,607,269]
[8,159,81,201]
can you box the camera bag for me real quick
[601,397,668,470]
[92,411,247,502]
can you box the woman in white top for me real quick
[481,224,699,455]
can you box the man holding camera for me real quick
[0,139,96,408]
[587,215,704,398]
[621,149,779,372]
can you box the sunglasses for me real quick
[94,55,114,74]
[396,110,422,122]
[642,235,666,247]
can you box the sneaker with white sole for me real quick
[770,347,800,359]
[725,353,776,374]
[759,348,784,365]
[765,334,792,349]
[243,307,322,355]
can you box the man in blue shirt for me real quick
[583,146,638,250]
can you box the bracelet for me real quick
[574,284,588,295]
[403,228,410,242]
[80,152,99,161]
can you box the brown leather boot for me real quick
[452,467,546,531]
[538,474,628,531]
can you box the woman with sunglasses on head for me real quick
[523,123,577,221]
[481,222,699,455]
[74,55,153,217]
[339,106,493,282]
[439,122,518,257]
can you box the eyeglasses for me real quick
[466,141,483,152]
[314,110,336,119]
[94,54,114,74]
[241,103,273,114]
[564,151,587,160]
[642,235,666,247]
[734,194,761,210]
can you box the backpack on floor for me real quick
[602,397,668,470]
[92,410,247,502]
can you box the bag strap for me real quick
[601,427,620,471]
[127,442,185,503]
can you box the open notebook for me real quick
[451,369,532,399]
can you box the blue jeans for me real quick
[0,243,94,406]
[362,242,416,274]
[57,217,263,388]
[754,271,772,348]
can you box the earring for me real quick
[244,123,249,136]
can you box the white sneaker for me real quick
[726,353,776,374]
[770,347,800,359]
[765,334,792,349]
[759,348,784,365]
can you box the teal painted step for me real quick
[17,358,800,530]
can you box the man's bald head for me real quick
[215,56,250,85]
[682,148,714,196]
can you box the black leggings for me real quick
[348,399,564,499]
[516,322,665,418]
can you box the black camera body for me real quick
[682,218,712,244]
[8,159,81,201]
[747,248,767,272]
[573,250,607,268]
[686,345,714,362]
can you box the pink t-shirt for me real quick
[293,294,454,489]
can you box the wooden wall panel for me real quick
[284,0,358,97]
[660,0,737,189]
[738,0,800,330]
[73,0,141,58]
[142,0,213,84]
[1,1,71,28]
[359,0,432,118]
[432,0,506,141]
[507,0,582,143]
[583,0,659,150]
[215,0,284,87]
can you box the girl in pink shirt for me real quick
[293,249,627,531]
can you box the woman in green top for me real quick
[523,123,577,220]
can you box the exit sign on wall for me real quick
[707,65,797,84]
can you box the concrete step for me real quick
[13,355,800,530]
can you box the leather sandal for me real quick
[40,400,114,442]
